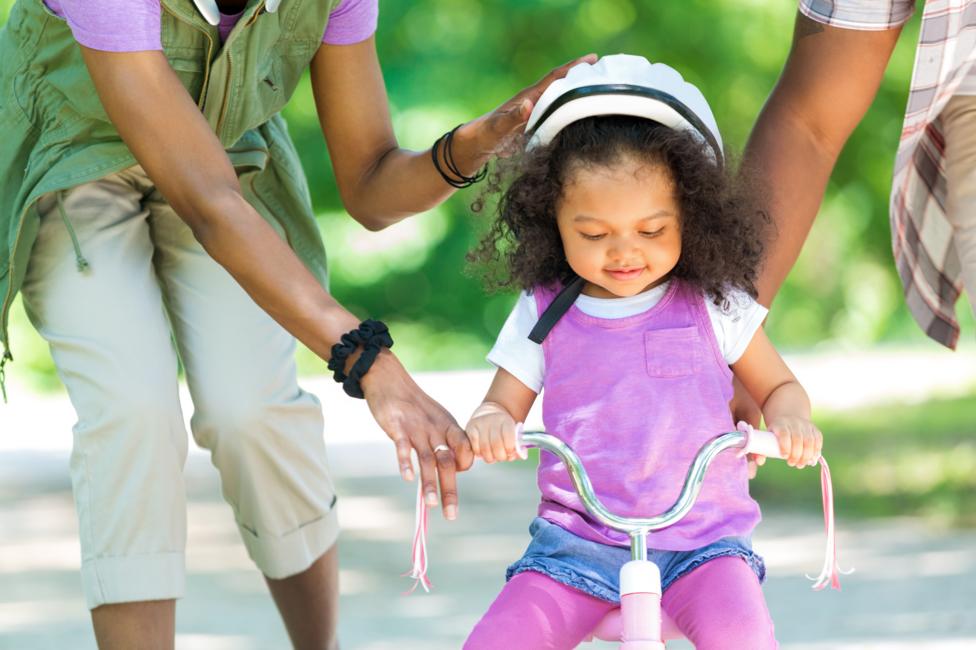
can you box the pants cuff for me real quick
[239,505,340,580]
[82,552,185,610]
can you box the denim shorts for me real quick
[506,517,766,603]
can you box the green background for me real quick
[2,0,975,525]
[2,0,969,388]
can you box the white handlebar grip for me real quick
[514,422,529,460]
[743,429,785,459]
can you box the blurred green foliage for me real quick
[755,393,976,526]
[3,0,972,391]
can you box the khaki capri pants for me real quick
[21,166,339,609]
[944,94,976,316]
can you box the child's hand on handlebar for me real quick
[465,401,522,463]
[767,416,823,468]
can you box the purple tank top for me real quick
[534,280,761,550]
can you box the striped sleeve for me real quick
[799,0,915,31]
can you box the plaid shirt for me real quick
[800,0,976,348]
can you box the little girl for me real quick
[463,55,822,649]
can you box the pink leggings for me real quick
[464,556,777,649]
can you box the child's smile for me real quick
[556,156,682,299]
[604,266,646,282]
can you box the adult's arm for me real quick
[310,36,595,230]
[745,13,904,306]
[80,47,470,518]
[733,13,904,439]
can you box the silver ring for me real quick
[432,444,451,454]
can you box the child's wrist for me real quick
[470,401,511,420]
[768,414,812,426]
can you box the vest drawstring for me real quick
[55,191,90,272]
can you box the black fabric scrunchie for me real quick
[327,319,394,398]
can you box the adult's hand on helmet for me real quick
[449,54,598,169]
[360,350,474,520]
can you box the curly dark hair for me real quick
[468,115,769,308]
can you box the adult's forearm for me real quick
[339,124,490,231]
[190,189,360,358]
[79,48,363,357]
[311,39,590,233]
[744,102,841,307]
[743,14,903,308]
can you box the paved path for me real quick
[2,348,976,648]
[2,447,975,649]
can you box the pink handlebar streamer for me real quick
[404,423,529,595]
[807,457,854,590]
[735,421,852,590]
[402,480,432,594]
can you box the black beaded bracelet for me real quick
[327,319,394,398]
[431,124,488,189]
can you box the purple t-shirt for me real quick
[532,280,760,551]
[44,0,378,51]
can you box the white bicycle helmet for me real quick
[525,54,723,163]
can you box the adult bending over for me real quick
[0,1,592,647]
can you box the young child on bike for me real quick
[462,55,823,649]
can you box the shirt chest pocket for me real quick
[644,326,702,378]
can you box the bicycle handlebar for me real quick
[518,427,785,536]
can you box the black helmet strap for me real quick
[528,275,586,344]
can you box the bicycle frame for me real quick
[518,427,786,649]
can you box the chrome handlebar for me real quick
[519,429,753,559]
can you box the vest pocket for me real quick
[166,55,207,105]
[253,53,309,122]
[644,326,702,378]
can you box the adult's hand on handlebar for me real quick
[360,350,474,520]
[730,375,765,478]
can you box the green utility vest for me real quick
[0,0,339,395]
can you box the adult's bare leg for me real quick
[266,545,340,650]
[91,600,176,650]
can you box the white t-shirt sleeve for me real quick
[704,292,768,365]
[486,291,545,394]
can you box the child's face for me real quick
[556,157,681,299]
